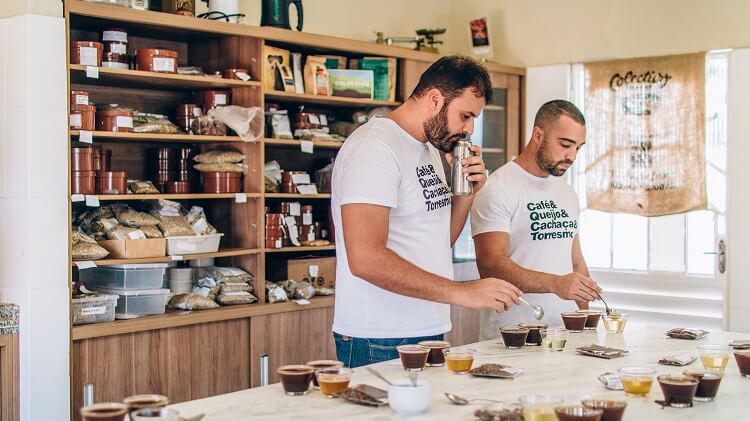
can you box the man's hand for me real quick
[446,144,487,193]
[553,273,602,302]
[456,278,522,313]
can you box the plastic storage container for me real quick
[95,288,170,319]
[166,233,223,255]
[202,172,241,193]
[72,293,118,325]
[136,48,178,73]
[80,263,168,290]
[96,171,128,194]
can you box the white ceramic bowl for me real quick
[388,379,431,416]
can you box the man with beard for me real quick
[471,100,603,340]
[331,55,521,367]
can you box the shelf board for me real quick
[74,193,261,201]
[483,148,505,153]
[69,64,261,90]
[73,247,261,267]
[265,193,332,199]
[265,90,400,108]
[264,245,336,253]
[72,296,335,340]
[70,130,243,143]
[263,138,344,150]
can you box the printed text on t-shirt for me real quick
[527,200,578,240]
[417,164,451,212]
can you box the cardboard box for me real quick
[98,238,167,259]
[284,256,336,289]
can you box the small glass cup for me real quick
[581,399,627,421]
[576,309,603,330]
[80,403,129,421]
[417,340,451,367]
[397,344,430,372]
[735,351,750,378]
[698,344,731,372]
[541,326,569,352]
[277,365,315,396]
[554,405,604,421]
[443,348,475,374]
[519,394,563,421]
[519,323,548,346]
[561,312,589,332]
[123,394,169,419]
[315,367,353,398]
[603,313,629,334]
[500,326,530,349]
[130,408,180,421]
[683,369,723,401]
[657,374,699,408]
[617,366,656,397]
[306,360,344,389]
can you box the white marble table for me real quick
[170,323,750,420]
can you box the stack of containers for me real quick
[101,28,129,69]
[80,264,170,319]
[151,147,176,193]
[171,147,196,193]
[71,147,96,195]
[168,267,193,294]
[265,213,286,249]
[70,90,95,131]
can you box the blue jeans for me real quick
[333,332,445,368]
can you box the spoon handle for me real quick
[519,297,531,307]
[471,398,507,404]
[366,366,394,386]
[595,291,610,312]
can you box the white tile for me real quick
[26,15,66,108]
[3,197,29,290]
[3,106,29,198]
[29,287,69,380]
[27,197,68,290]
[27,105,67,199]
[29,376,69,420]
[3,15,28,108]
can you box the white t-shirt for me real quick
[471,161,580,340]
[331,117,453,339]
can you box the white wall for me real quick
[524,65,571,141]
[0,12,70,421]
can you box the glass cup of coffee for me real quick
[734,351,750,378]
[277,365,315,396]
[603,313,628,334]
[617,366,656,397]
[123,394,169,418]
[554,405,604,421]
[683,369,723,401]
[519,323,548,346]
[519,394,563,421]
[315,367,353,398]
[306,360,344,388]
[443,348,475,374]
[576,310,603,330]
[541,326,569,351]
[657,374,699,408]
[500,326,530,349]
[581,399,627,421]
[397,344,430,371]
[699,344,731,372]
[417,340,451,367]
[79,403,129,421]
[130,408,180,421]
[561,312,588,332]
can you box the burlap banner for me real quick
[583,53,707,216]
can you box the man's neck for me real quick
[514,146,551,178]
[385,101,427,143]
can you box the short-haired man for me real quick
[471,100,602,340]
[332,56,522,367]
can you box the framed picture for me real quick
[470,17,492,58]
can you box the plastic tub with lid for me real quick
[72,293,118,325]
[79,263,168,290]
[94,288,170,319]
[166,233,223,256]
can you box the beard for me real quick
[423,105,465,153]
[536,137,573,177]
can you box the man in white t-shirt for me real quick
[331,56,522,368]
[471,100,603,340]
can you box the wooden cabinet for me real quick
[0,333,19,421]
[446,305,481,347]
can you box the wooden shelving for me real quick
[263,138,344,150]
[265,90,401,108]
[70,130,243,143]
[265,193,332,199]
[70,65,261,90]
[73,247,261,267]
[72,296,335,340]
[264,245,336,253]
[82,193,261,201]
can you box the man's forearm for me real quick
[477,254,560,294]
[450,196,473,245]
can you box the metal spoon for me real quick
[596,291,614,315]
[366,366,395,386]
[408,371,418,387]
[519,297,544,320]
[445,392,506,406]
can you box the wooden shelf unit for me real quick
[262,138,343,150]
[69,64,262,90]
[264,193,332,199]
[265,90,400,108]
[86,193,260,201]
[70,130,243,143]
[264,245,336,253]
[73,247,261,267]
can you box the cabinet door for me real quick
[250,307,335,387]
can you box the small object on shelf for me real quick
[72,293,118,326]
[94,287,170,319]
[71,90,90,106]
[133,112,179,134]
[266,109,293,139]
[128,180,160,194]
[304,56,330,96]
[72,147,95,172]
[96,106,134,132]
[128,0,148,10]
[201,171,242,193]
[176,103,203,133]
[93,146,112,172]
[102,27,128,55]
[328,69,374,99]
[168,293,219,310]
[202,90,230,112]
[165,181,191,193]
[262,46,291,90]
[71,41,103,67]
[190,115,228,136]
[70,104,96,131]
[223,67,251,81]
[165,233,223,256]
[72,170,97,195]
[136,48,178,73]
[161,0,194,16]
[79,264,168,291]
[101,52,128,69]
[273,62,296,93]
[97,238,167,259]
[96,171,128,194]
[83,0,129,6]
[177,66,205,76]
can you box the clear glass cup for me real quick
[541,326,569,352]
[131,408,180,421]
[554,405,604,421]
[735,351,750,378]
[315,367,353,398]
[443,348,475,374]
[80,403,129,421]
[617,366,656,397]
[603,313,629,334]
[699,345,731,372]
[519,394,563,421]
[396,344,430,372]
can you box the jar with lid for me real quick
[136,48,178,73]
[102,52,129,69]
[71,90,90,106]
[202,90,230,112]
[71,41,103,67]
[176,104,203,133]
[96,106,134,132]
[70,104,96,131]
[102,28,128,55]
[96,171,128,194]
[301,205,314,226]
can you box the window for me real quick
[569,51,728,276]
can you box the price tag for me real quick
[308,264,320,277]
[319,114,328,126]
[300,140,314,154]
[170,255,184,261]
[291,174,311,185]
[79,130,93,144]
[86,66,99,79]
[295,299,311,306]
[284,215,297,227]
[235,193,247,203]
[127,230,146,240]
[71,194,85,202]
[296,184,318,195]
[308,114,321,125]
[85,195,100,207]
[289,202,301,216]
[75,261,97,269]
[302,213,313,225]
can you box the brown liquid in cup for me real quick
[418,340,451,366]
[306,360,343,387]
[80,403,129,421]
[561,312,588,332]
[658,375,699,407]
[277,365,315,395]
[735,351,750,377]
[398,345,429,371]
[581,400,626,421]
[123,395,168,413]
[519,323,547,345]
[554,405,604,421]
[577,310,602,329]
[500,327,530,348]
[684,370,723,400]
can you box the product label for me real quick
[75,94,89,105]
[214,94,227,105]
[152,57,175,72]
[102,61,129,70]
[75,260,97,269]
[295,299,311,306]
[79,47,98,66]
[319,114,328,126]
[284,216,297,227]
[85,195,100,207]
[303,213,313,225]
[291,174,311,185]
[115,116,133,129]
[102,30,127,43]
[307,232,315,242]
[308,114,321,125]
[300,140,314,154]
[70,113,83,128]
[274,238,282,248]
[86,66,99,79]
[235,193,247,203]
[71,194,85,202]
[108,43,127,55]
[308,265,319,277]
[289,203,301,216]
[79,130,93,144]
[296,184,318,195]
[127,230,146,240]
[81,305,107,316]
[171,255,184,261]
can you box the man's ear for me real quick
[425,88,444,113]
[532,126,545,145]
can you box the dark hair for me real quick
[409,55,493,104]
[533,99,586,130]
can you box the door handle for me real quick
[703,239,726,274]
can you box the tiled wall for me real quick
[0,13,70,421]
